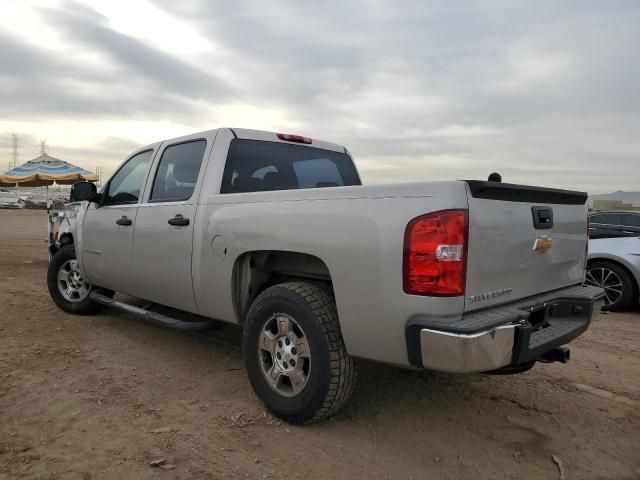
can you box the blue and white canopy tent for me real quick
[0,153,98,187]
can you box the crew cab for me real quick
[47,128,604,423]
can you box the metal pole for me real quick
[47,184,52,260]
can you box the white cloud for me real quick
[81,0,213,57]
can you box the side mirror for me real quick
[70,182,97,202]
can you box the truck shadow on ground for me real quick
[95,294,639,458]
[187,318,556,455]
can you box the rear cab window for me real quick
[220,139,360,194]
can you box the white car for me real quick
[586,236,640,310]
[0,191,22,209]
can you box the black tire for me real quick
[586,260,636,311]
[242,282,358,424]
[47,244,103,315]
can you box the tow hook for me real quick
[541,346,571,364]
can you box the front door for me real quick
[130,138,209,313]
[81,149,155,293]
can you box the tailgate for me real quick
[463,180,589,313]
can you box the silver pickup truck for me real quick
[47,128,604,423]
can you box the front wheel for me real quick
[242,282,358,424]
[47,244,103,315]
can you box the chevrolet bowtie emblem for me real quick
[533,235,552,253]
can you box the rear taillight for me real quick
[277,133,312,144]
[403,209,468,296]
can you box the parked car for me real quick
[24,194,48,209]
[585,236,640,311]
[0,191,22,209]
[589,211,640,239]
[46,128,604,424]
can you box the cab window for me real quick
[623,214,640,227]
[221,139,360,193]
[104,150,153,205]
[293,158,344,188]
[150,140,207,202]
[591,213,622,225]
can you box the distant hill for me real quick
[589,191,640,209]
[590,191,640,203]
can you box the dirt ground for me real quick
[1,209,639,480]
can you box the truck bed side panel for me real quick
[193,181,469,367]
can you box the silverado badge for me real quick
[533,235,552,253]
[468,288,513,304]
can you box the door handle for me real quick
[531,206,553,229]
[116,216,132,226]
[168,214,190,227]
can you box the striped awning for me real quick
[0,154,99,187]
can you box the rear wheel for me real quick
[47,244,103,315]
[242,282,358,424]
[585,260,635,311]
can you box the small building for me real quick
[591,199,640,212]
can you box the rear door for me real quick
[463,181,589,312]
[81,148,155,293]
[130,135,212,313]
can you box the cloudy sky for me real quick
[1,0,638,193]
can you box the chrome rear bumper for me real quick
[420,325,517,373]
[410,285,605,373]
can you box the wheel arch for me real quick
[231,250,334,324]
[587,256,639,299]
[49,232,74,256]
[59,232,74,246]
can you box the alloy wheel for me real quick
[257,313,311,397]
[585,267,623,307]
[57,259,91,302]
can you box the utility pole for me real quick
[95,165,103,186]
[10,133,19,170]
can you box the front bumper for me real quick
[407,285,605,373]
